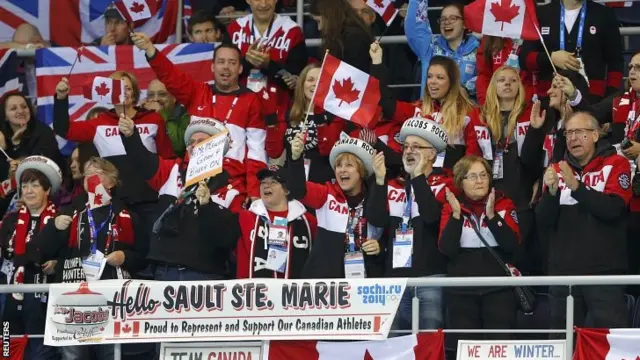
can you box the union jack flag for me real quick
[0,0,183,46]
[36,43,215,154]
[0,49,22,97]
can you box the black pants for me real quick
[446,289,517,338]
[627,211,640,296]
[549,284,628,334]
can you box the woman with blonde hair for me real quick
[266,63,334,184]
[370,43,483,169]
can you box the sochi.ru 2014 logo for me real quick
[50,282,110,343]
[357,284,403,306]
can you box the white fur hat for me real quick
[184,116,230,155]
[399,117,448,152]
[329,137,376,176]
[16,156,63,194]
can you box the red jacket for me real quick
[476,38,534,105]
[236,199,316,279]
[148,51,267,198]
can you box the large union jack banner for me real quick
[36,43,215,154]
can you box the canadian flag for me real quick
[313,54,381,129]
[86,174,112,209]
[366,0,399,26]
[83,77,125,105]
[113,0,157,26]
[464,0,539,41]
[575,328,640,360]
[113,321,140,337]
[263,333,445,360]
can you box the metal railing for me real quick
[3,275,640,360]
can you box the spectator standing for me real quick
[367,118,451,331]
[288,134,384,278]
[405,0,479,98]
[0,156,62,360]
[371,44,483,169]
[56,142,99,211]
[227,0,308,125]
[121,116,240,279]
[476,36,534,105]
[142,79,191,158]
[439,155,520,339]
[537,112,631,329]
[91,6,133,46]
[309,0,374,72]
[234,166,317,278]
[132,32,268,202]
[188,10,224,43]
[519,0,624,102]
[0,92,61,184]
[0,24,50,99]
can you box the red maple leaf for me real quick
[373,0,384,8]
[130,2,146,14]
[122,324,132,333]
[364,350,374,360]
[93,193,103,205]
[95,82,110,97]
[490,0,520,31]
[332,77,360,106]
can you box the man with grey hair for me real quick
[537,111,632,330]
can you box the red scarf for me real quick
[463,195,488,219]
[68,206,135,252]
[613,89,639,139]
[9,202,57,257]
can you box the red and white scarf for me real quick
[614,89,640,139]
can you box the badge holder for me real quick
[266,217,289,273]
[82,250,107,282]
[393,227,414,269]
[493,150,504,179]
[434,151,446,168]
[344,237,366,279]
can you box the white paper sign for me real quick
[159,342,262,360]
[185,131,227,188]
[456,340,566,360]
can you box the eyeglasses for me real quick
[402,144,434,152]
[463,172,489,182]
[437,15,462,24]
[628,64,640,73]
[563,128,595,138]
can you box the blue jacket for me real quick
[405,0,479,97]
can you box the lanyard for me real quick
[559,3,587,51]
[628,100,640,139]
[345,204,364,252]
[251,18,275,45]
[212,95,238,124]
[510,39,521,54]
[401,189,413,233]
[86,206,112,254]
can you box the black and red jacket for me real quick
[235,199,316,279]
[53,99,174,204]
[476,37,534,105]
[439,192,521,287]
[367,170,453,277]
[536,142,631,275]
[147,50,267,198]
[519,0,623,101]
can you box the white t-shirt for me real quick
[564,7,582,33]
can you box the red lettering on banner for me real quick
[488,344,507,357]
[208,351,253,360]
[476,128,490,140]
[328,200,348,214]
[582,171,605,187]
[387,189,406,203]
[468,345,481,357]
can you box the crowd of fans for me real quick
[0,0,639,359]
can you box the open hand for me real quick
[445,187,461,219]
[486,188,496,219]
[372,151,386,185]
[558,161,578,191]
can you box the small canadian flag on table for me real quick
[113,0,157,26]
[464,0,539,40]
[366,0,399,26]
[113,321,140,337]
[313,54,381,129]
[83,77,125,105]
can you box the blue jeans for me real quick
[60,344,113,360]
[391,274,445,335]
[153,264,223,282]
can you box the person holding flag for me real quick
[404,0,479,98]
[518,0,624,102]
[367,117,451,332]
[288,133,384,279]
[370,42,484,170]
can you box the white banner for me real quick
[185,131,227,188]
[44,278,406,346]
[159,342,262,360]
[456,340,567,360]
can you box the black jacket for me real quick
[536,141,631,274]
[318,23,374,73]
[121,129,240,275]
[367,173,448,277]
[519,0,623,101]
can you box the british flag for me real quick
[0,0,183,46]
[36,43,215,154]
[0,49,22,97]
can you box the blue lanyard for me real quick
[86,206,112,254]
[401,189,413,233]
[346,205,363,252]
[559,3,587,51]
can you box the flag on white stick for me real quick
[113,0,156,26]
